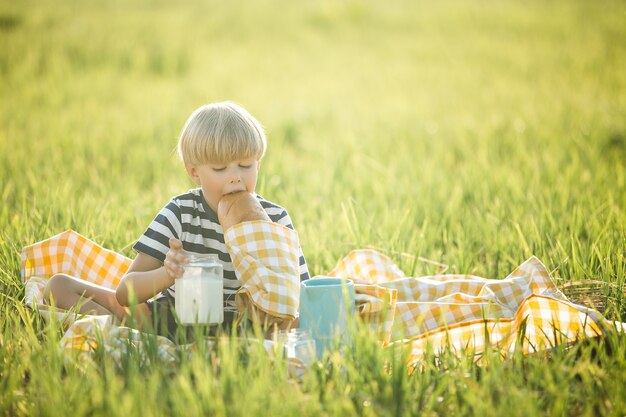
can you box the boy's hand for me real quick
[164,238,188,280]
[217,191,270,231]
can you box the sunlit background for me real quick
[2,0,625,288]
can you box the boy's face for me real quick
[185,157,260,213]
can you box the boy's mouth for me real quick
[223,189,247,197]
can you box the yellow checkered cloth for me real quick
[224,220,302,320]
[21,229,618,367]
[21,230,132,325]
[22,229,131,287]
[58,315,179,366]
[328,250,612,367]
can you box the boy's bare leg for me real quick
[43,274,152,329]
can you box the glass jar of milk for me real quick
[175,254,223,325]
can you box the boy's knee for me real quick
[43,274,70,304]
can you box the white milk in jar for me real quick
[175,254,223,325]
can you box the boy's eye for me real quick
[239,164,253,169]
[212,167,226,172]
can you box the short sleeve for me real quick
[132,199,183,263]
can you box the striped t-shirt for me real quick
[133,188,310,321]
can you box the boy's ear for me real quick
[184,162,201,185]
[256,159,261,171]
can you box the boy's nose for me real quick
[229,177,241,184]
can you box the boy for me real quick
[44,102,310,337]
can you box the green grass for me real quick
[1,0,626,415]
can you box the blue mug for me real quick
[299,277,355,358]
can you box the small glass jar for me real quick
[175,253,224,325]
[276,329,317,366]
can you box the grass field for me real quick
[1,0,626,415]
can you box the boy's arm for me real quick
[115,252,174,306]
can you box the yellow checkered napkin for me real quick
[224,220,302,320]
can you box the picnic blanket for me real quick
[21,225,618,368]
[328,250,614,363]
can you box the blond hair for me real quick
[177,102,266,165]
